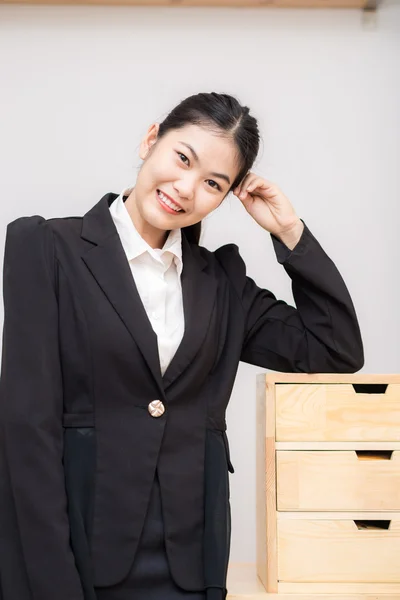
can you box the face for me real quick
[126,123,240,244]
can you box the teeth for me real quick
[157,190,182,212]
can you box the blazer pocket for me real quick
[62,413,96,595]
[204,428,232,592]
[221,430,235,474]
[62,413,95,534]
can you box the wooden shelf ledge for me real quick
[226,563,400,599]
[0,0,381,8]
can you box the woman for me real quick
[0,92,364,600]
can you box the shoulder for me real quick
[196,242,245,272]
[213,243,244,270]
[5,213,78,238]
[5,213,83,255]
[3,216,60,281]
[5,215,52,254]
[197,242,248,297]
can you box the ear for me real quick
[139,122,160,160]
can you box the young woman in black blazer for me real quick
[0,92,364,600]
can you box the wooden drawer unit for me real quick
[256,373,400,598]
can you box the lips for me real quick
[157,189,184,213]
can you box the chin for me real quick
[144,205,181,231]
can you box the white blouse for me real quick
[109,188,184,376]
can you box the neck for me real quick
[124,188,169,249]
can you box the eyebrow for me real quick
[179,142,231,186]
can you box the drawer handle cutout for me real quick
[354,520,391,530]
[352,384,388,394]
[355,450,393,460]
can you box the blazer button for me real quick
[148,400,165,418]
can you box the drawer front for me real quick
[275,383,400,441]
[278,519,400,582]
[276,450,400,511]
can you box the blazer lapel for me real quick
[81,193,164,396]
[80,192,218,395]
[162,234,218,390]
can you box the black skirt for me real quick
[94,470,208,600]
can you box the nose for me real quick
[173,176,195,201]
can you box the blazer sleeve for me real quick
[0,217,84,599]
[215,219,364,373]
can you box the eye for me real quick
[176,150,221,191]
[207,180,221,191]
[177,152,189,165]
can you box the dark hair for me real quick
[156,92,260,245]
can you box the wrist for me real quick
[275,219,304,250]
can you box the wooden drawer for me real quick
[277,450,400,511]
[277,518,400,583]
[275,383,400,442]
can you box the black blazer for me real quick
[0,192,364,600]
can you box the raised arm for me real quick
[237,220,364,372]
[219,175,364,373]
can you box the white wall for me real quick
[1,1,399,563]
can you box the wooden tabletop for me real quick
[226,563,400,599]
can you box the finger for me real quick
[239,178,265,199]
[247,178,275,193]
[246,178,267,194]
[238,191,254,213]
[236,172,254,196]
[237,176,259,199]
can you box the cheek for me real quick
[194,195,222,218]
[144,156,176,187]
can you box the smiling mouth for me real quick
[157,190,184,213]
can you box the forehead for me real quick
[163,124,239,175]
